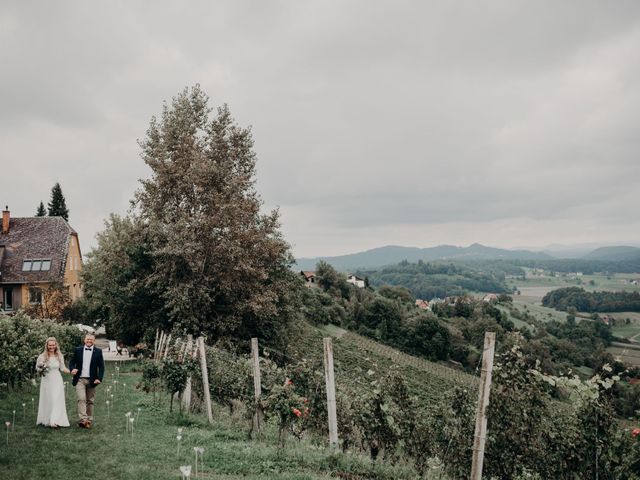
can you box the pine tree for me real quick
[35,201,46,216]
[47,183,69,221]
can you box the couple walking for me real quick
[35,333,105,428]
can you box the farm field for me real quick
[607,345,640,366]
[508,272,640,300]
[610,313,640,340]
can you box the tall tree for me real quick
[86,85,300,347]
[47,182,69,221]
[35,201,46,216]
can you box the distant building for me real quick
[415,299,430,310]
[0,207,83,312]
[483,293,499,303]
[600,315,613,326]
[347,274,365,288]
[300,271,319,288]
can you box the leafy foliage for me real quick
[0,312,82,387]
[542,286,640,313]
[84,86,301,348]
[358,259,511,300]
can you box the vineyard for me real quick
[284,324,479,407]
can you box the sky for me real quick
[1,1,640,258]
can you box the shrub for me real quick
[0,311,82,387]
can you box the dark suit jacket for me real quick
[69,346,105,386]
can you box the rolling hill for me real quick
[295,243,552,271]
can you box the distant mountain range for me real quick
[295,243,640,271]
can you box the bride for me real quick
[36,337,71,428]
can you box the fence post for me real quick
[470,331,496,480]
[155,331,164,361]
[323,337,339,449]
[182,335,194,412]
[163,334,172,359]
[197,336,214,424]
[251,338,264,434]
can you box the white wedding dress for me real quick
[36,356,70,427]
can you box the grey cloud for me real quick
[1,1,639,256]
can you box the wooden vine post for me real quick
[197,336,214,424]
[250,338,264,434]
[470,331,496,480]
[182,335,194,412]
[323,337,339,449]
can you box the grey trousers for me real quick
[75,378,96,421]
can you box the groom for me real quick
[69,333,105,428]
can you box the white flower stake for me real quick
[106,400,111,417]
[31,398,35,414]
[113,380,118,393]
[136,407,141,422]
[176,435,182,455]
[125,412,132,434]
[129,417,135,438]
[12,410,15,432]
[193,447,205,477]
[22,403,26,420]
[179,465,192,479]
[5,421,10,446]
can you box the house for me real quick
[346,274,365,288]
[0,207,83,312]
[483,293,499,303]
[300,271,319,288]
[600,315,613,326]
[415,299,430,310]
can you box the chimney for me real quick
[2,206,9,234]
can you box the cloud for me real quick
[1,1,639,257]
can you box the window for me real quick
[29,287,42,304]
[21,259,51,272]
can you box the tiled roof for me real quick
[0,217,76,284]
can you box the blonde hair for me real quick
[39,337,64,364]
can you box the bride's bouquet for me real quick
[36,361,50,377]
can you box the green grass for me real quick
[0,362,419,480]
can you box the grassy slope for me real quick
[0,362,418,480]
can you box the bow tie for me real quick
[85,348,92,351]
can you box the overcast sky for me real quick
[2,1,639,258]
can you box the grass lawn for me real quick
[0,362,419,480]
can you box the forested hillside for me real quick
[542,287,640,313]
[356,260,512,300]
